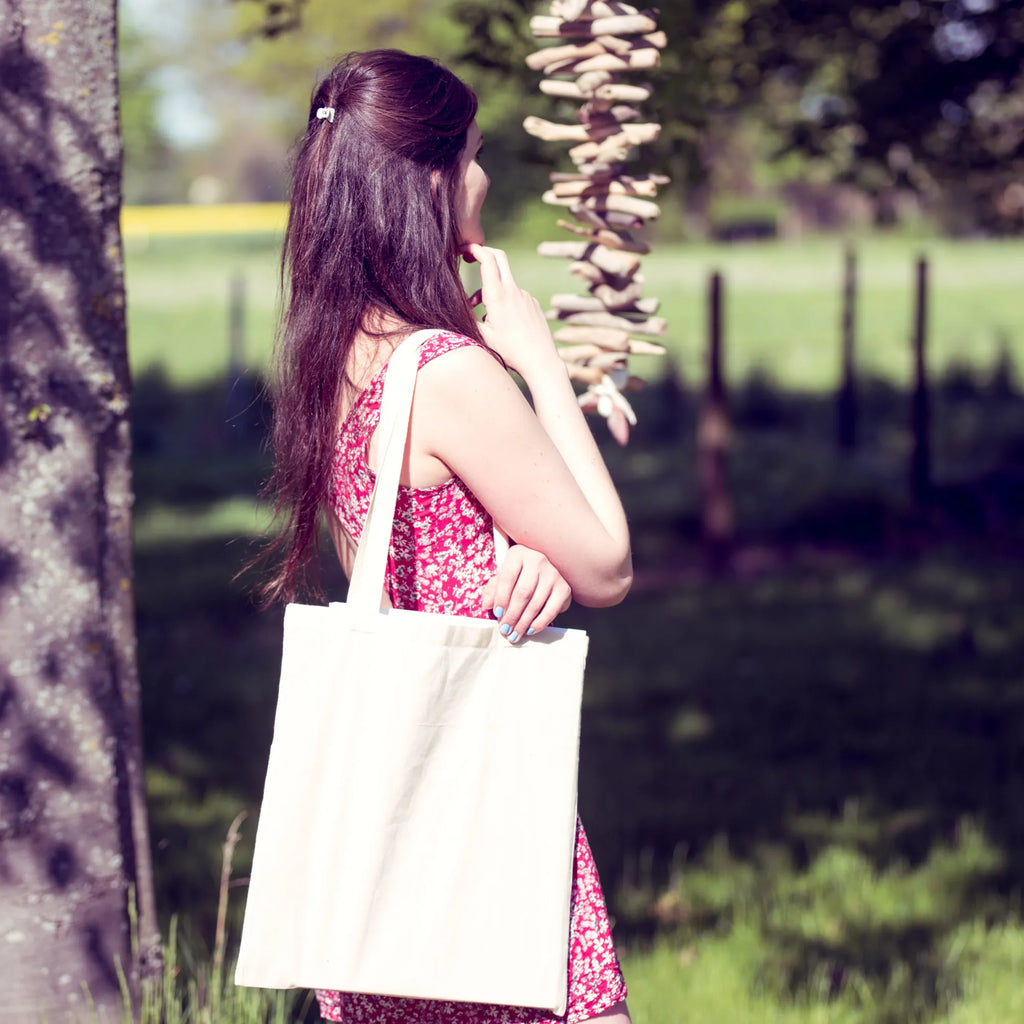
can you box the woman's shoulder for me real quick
[415,328,489,369]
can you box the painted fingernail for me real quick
[500,623,511,636]
[526,627,536,636]
[509,631,519,643]
[493,606,504,618]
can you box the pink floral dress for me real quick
[319,330,627,1024]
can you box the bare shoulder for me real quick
[416,339,521,406]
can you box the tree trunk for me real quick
[0,2,160,1021]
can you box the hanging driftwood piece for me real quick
[528,0,668,443]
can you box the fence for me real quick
[695,252,941,569]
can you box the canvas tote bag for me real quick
[235,330,588,1015]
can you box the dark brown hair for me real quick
[260,49,482,603]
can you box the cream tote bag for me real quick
[235,330,587,1015]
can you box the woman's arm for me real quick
[411,245,632,608]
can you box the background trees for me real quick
[451,0,1024,234]
[122,0,1024,235]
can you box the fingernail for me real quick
[509,631,519,643]
[493,606,504,619]
[500,623,511,636]
[526,627,535,636]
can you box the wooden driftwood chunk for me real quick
[594,82,653,102]
[569,48,660,73]
[592,279,645,310]
[538,79,588,100]
[566,363,606,384]
[538,240,641,277]
[528,31,666,71]
[587,350,632,370]
[525,115,646,144]
[576,192,661,219]
[542,76,653,103]
[565,203,616,231]
[530,12,659,38]
[595,31,667,54]
[591,1,642,16]
[555,218,651,254]
[549,310,668,336]
[550,0,591,19]
[550,293,660,315]
[557,343,605,362]
[578,102,643,124]
[525,40,605,71]
[555,326,632,350]
[576,70,614,92]
[568,123,660,163]
[524,117,591,143]
[568,260,608,285]
[551,176,663,198]
[628,338,667,355]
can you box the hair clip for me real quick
[316,107,335,124]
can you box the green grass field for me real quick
[125,232,1024,392]
[125,231,1024,1023]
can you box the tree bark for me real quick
[0,1,160,1021]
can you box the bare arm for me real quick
[413,246,632,608]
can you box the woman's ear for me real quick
[430,168,441,195]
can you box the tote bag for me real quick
[235,330,588,1015]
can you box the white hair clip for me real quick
[315,107,335,124]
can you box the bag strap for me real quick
[347,330,509,615]
[347,329,432,614]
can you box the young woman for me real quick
[263,49,633,1024]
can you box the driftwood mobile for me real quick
[525,0,667,444]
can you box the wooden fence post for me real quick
[225,272,253,443]
[910,255,931,508]
[698,271,733,571]
[228,271,246,378]
[837,245,858,452]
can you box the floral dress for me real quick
[320,330,627,1024]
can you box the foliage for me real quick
[216,0,462,140]
[119,13,179,203]
[714,0,1024,232]
[451,0,1024,232]
[115,916,312,1023]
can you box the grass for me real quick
[124,232,1024,392]
[124,229,1024,1023]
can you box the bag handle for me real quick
[347,330,509,615]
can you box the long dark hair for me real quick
[260,49,482,604]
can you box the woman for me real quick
[263,49,633,1024]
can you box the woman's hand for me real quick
[464,242,562,381]
[481,544,572,643]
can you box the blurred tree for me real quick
[0,1,159,1020]
[229,0,308,37]
[151,0,472,203]
[718,0,1024,231]
[208,0,459,139]
[451,0,1024,232]
[119,12,179,204]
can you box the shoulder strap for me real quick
[346,331,510,614]
[347,330,436,614]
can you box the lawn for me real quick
[125,229,1024,1023]
[125,232,1024,393]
